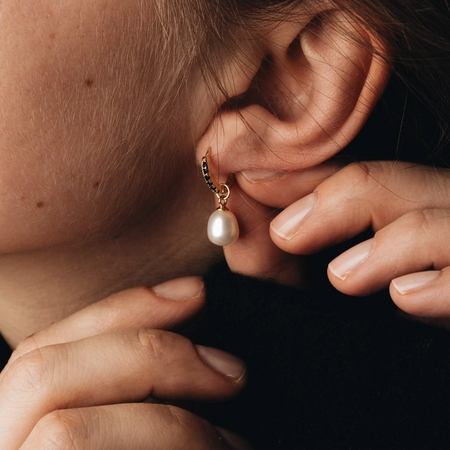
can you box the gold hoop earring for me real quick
[201,148,239,246]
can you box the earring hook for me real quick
[201,148,233,200]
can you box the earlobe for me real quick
[197,9,390,176]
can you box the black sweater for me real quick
[199,261,450,449]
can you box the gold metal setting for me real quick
[201,148,232,211]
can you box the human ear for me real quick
[196,8,391,176]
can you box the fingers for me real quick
[220,157,345,287]
[224,185,307,288]
[269,161,450,254]
[0,331,246,448]
[326,209,450,296]
[237,160,450,304]
[0,278,247,450]
[19,404,252,450]
[237,157,346,208]
[10,276,205,363]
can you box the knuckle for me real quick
[131,285,156,299]
[342,161,385,193]
[405,209,434,235]
[31,410,84,450]
[3,348,55,399]
[135,328,169,361]
[13,333,41,359]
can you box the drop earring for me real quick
[201,148,239,246]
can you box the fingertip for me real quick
[391,271,442,296]
[151,276,205,302]
[328,239,374,282]
[196,345,247,384]
[326,266,361,296]
[389,270,443,316]
[326,262,382,297]
[270,192,319,243]
[240,170,287,184]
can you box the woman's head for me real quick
[0,0,448,255]
[0,0,449,347]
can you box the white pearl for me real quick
[207,209,239,246]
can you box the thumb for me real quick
[224,184,306,288]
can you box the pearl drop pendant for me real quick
[207,209,239,246]
[201,148,240,246]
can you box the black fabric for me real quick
[0,334,11,369]
[200,261,450,449]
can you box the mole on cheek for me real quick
[84,78,95,88]
[36,202,45,208]
[92,181,100,189]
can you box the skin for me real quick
[1,0,449,448]
[0,0,227,346]
[0,3,249,447]
[0,278,248,449]
[216,161,450,337]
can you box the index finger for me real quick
[8,277,205,365]
[269,161,450,254]
[236,157,346,208]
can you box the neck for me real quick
[0,172,221,349]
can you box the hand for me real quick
[0,277,249,449]
[230,160,450,319]
[223,159,344,288]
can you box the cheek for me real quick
[0,1,184,252]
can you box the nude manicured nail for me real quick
[196,345,246,382]
[328,239,374,280]
[241,169,286,183]
[270,192,318,240]
[152,276,204,301]
[392,271,442,295]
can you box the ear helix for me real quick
[201,148,239,246]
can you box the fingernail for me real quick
[328,238,374,281]
[196,345,246,382]
[152,277,204,301]
[241,169,286,183]
[216,427,253,450]
[392,270,442,295]
[270,191,318,240]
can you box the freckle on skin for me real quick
[49,33,56,40]
[92,181,100,189]
[36,202,45,208]
[84,78,94,88]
